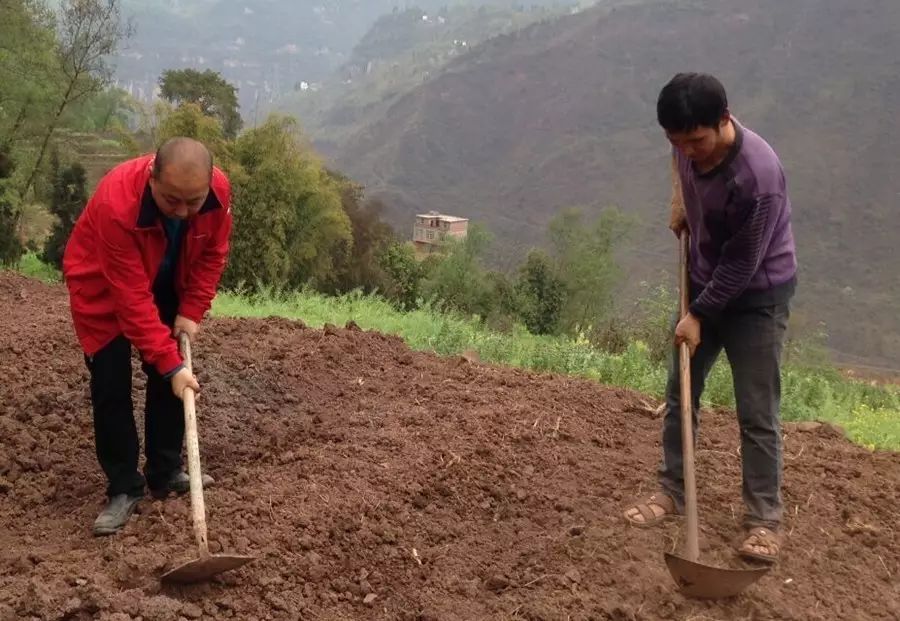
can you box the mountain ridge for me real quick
[324,0,900,365]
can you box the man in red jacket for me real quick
[63,137,233,536]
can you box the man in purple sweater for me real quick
[623,73,797,564]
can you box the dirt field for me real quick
[1,272,898,621]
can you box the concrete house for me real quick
[412,211,469,255]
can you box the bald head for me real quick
[152,137,213,181]
[149,137,214,220]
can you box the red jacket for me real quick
[63,154,233,375]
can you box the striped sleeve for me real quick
[689,193,785,320]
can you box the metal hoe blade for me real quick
[162,553,255,584]
[665,553,770,599]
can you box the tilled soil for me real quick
[0,272,898,621]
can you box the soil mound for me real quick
[0,273,897,620]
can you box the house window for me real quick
[426,231,435,240]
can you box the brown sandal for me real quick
[738,527,780,564]
[623,492,679,528]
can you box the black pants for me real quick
[658,303,790,530]
[85,318,183,497]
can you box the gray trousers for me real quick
[658,303,790,530]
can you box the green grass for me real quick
[15,252,61,283]
[214,287,900,451]
[8,258,898,451]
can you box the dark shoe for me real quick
[150,471,214,499]
[93,493,142,536]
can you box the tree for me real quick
[222,116,350,291]
[420,224,497,318]
[0,0,64,241]
[548,207,631,333]
[154,102,233,169]
[159,69,242,138]
[0,0,61,146]
[0,192,22,266]
[326,171,396,293]
[0,144,23,265]
[22,0,132,196]
[63,86,137,132]
[378,241,424,310]
[515,249,566,335]
[42,154,87,269]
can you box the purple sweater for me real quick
[675,120,797,320]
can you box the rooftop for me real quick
[415,211,468,223]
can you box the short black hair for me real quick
[152,137,213,180]
[657,73,729,133]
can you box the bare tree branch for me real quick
[21,0,132,196]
